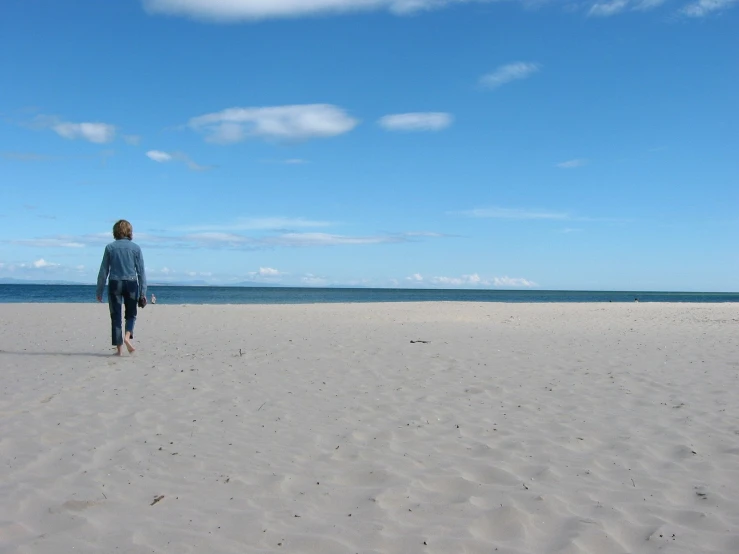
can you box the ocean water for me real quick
[0,284,737,304]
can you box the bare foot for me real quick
[124,335,136,354]
[114,346,123,356]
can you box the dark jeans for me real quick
[108,279,138,346]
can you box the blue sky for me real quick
[1,0,737,290]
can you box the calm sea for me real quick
[0,284,737,304]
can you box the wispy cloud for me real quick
[635,0,667,10]
[9,236,94,248]
[143,0,496,21]
[31,258,59,269]
[260,158,310,165]
[2,150,115,164]
[455,207,571,220]
[146,150,172,163]
[404,231,449,238]
[455,206,626,224]
[139,0,682,21]
[0,258,69,273]
[7,228,444,251]
[301,274,329,286]
[379,112,453,132]
[588,0,629,16]
[588,0,669,16]
[188,104,359,144]
[182,217,335,232]
[146,150,213,171]
[263,232,405,247]
[1,152,60,162]
[406,272,537,288]
[123,134,142,145]
[32,115,117,144]
[556,158,588,169]
[480,62,540,90]
[430,273,486,286]
[168,231,407,249]
[681,0,738,16]
[493,276,537,287]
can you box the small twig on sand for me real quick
[151,495,165,506]
[257,402,267,412]
[631,479,636,488]
[102,492,107,499]
[410,340,430,344]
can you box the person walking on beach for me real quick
[96,219,147,356]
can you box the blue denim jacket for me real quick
[96,239,147,298]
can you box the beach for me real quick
[1,302,738,554]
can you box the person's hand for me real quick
[97,295,103,303]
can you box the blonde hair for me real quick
[113,220,133,240]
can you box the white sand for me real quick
[1,302,738,554]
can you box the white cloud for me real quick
[454,206,620,223]
[266,232,404,246]
[10,238,87,248]
[258,267,281,276]
[480,62,540,90]
[179,230,411,248]
[556,158,587,169]
[146,150,173,162]
[183,217,334,232]
[301,274,329,286]
[0,258,88,279]
[43,118,117,144]
[493,276,537,287]
[413,273,535,288]
[431,273,482,286]
[188,104,359,144]
[588,0,668,16]
[456,207,570,220]
[183,232,254,247]
[123,134,142,145]
[146,150,212,171]
[142,0,678,21]
[143,0,495,21]
[32,258,59,269]
[7,225,445,253]
[379,112,453,132]
[681,0,738,16]
[405,231,447,238]
[588,0,629,16]
[634,0,667,9]
[55,122,116,143]
[1,152,60,162]
[150,267,175,276]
